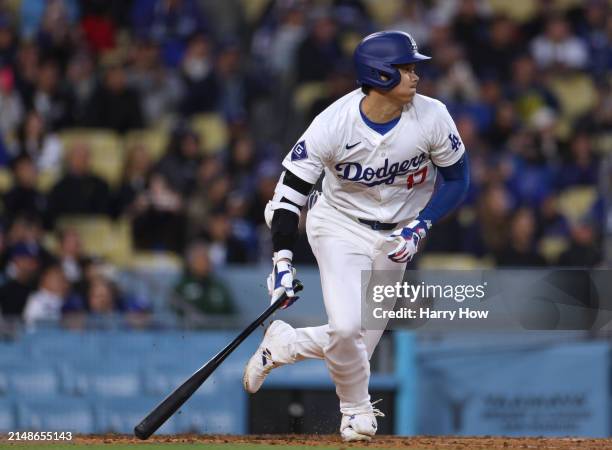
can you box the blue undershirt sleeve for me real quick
[418,153,470,225]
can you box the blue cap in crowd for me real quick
[10,242,40,259]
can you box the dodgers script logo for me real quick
[335,154,427,187]
[291,140,308,161]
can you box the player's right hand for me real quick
[267,250,299,309]
[386,219,429,263]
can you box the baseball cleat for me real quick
[243,320,295,394]
[340,402,385,442]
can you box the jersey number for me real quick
[406,166,428,190]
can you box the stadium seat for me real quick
[594,132,612,155]
[538,236,570,264]
[0,167,12,193]
[487,0,538,22]
[124,128,169,163]
[557,186,597,223]
[549,74,597,121]
[56,216,131,264]
[95,397,177,434]
[191,113,229,154]
[0,399,16,432]
[16,397,95,432]
[59,129,124,186]
[293,82,328,114]
[418,253,494,269]
[239,0,271,24]
[341,31,362,57]
[107,218,133,265]
[37,169,60,192]
[363,0,404,26]
[130,248,181,269]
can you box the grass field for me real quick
[1,435,612,449]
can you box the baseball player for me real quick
[243,31,469,441]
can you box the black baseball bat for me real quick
[134,280,304,440]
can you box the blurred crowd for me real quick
[0,0,610,326]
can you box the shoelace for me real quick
[371,399,386,417]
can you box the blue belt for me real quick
[357,218,398,231]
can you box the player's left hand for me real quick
[267,251,299,309]
[386,219,430,263]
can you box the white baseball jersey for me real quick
[283,89,465,223]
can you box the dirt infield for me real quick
[69,434,612,449]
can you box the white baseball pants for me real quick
[289,195,407,415]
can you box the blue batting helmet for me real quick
[353,31,431,91]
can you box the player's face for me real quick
[389,63,419,103]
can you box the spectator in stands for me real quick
[428,41,479,104]
[132,0,208,67]
[252,4,306,81]
[114,143,153,218]
[247,162,278,227]
[132,172,186,253]
[204,208,249,265]
[36,0,79,70]
[22,263,74,327]
[505,130,554,206]
[79,0,117,55]
[87,276,117,314]
[296,11,342,83]
[56,227,90,295]
[575,80,612,136]
[89,60,144,133]
[0,241,40,318]
[2,214,55,268]
[531,15,588,70]
[16,110,63,172]
[179,33,218,115]
[307,64,355,122]
[463,183,512,257]
[577,0,612,78]
[215,41,268,120]
[472,16,521,82]
[129,38,183,126]
[46,142,111,226]
[555,133,599,189]
[391,1,431,50]
[226,191,258,259]
[557,219,602,267]
[155,126,201,195]
[0,14,17,67]
[507,54,559,123]
[484,101,518,149]
[0,67,24,137]
[186,170,230,239]
[496,208,546,267]
[535,194,570,240]
[22,59,72,130]
[225,134,258,192]
[3,154,46,222]
[13,39,38,95]
[172,241,235,317]
[64,52,97,127]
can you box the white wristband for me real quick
[274,249,293,263]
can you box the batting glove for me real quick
[386,219,430,263]
[267,250,299,309]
